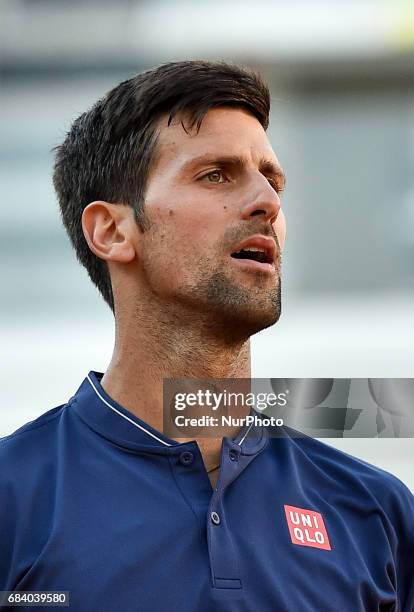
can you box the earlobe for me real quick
[81,201,136,263]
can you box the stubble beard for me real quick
[140,217,282,342]
[187,260,282,342]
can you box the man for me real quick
[0,60,413,611]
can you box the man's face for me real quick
[138,107,286,338]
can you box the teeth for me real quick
[238,247,266,253]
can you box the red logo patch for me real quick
[284,504,331,550]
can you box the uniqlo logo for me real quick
[284,504,331,551]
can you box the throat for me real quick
[207,466,220,489]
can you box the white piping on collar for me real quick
[238,421,253,446]
[86,374,172,447]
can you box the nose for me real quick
[240,174,281,225]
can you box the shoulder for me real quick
[0,404,70,588]
[271,428,414,518]
[0,404,68,479]
[280,432,414,605]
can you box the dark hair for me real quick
[52,60,270,313]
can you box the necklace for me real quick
[207,463,220,474]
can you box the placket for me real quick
[207,436,264,591]
[167,417,268,595]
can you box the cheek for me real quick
[142,210,205,279]
[273,208,286,251]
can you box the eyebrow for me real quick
[180,154,286,187]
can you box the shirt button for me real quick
[229,449,238,461]
[179,451,194,466]
[211,511,221,525]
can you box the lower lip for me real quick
[231,257,276,274]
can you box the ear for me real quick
[81,201,136,263]
[273,208,286,251]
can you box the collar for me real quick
[70,371,268,456]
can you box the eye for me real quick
[202,170,227,184]
[267,177,284,195]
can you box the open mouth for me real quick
[231,247,272,265]
[230,235,276,272]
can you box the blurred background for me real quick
[1,0,413,488]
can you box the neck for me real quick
[100,298,251,474]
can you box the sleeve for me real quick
[392,479,414,611]
[0,450,17,590]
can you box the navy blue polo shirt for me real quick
[1,371,413,611]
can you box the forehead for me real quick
[150,107,279,175]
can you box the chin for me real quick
[239,302,281,337]
[214,290,282,341]
[190,269,282,338]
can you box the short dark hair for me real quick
[52,60,270,313]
